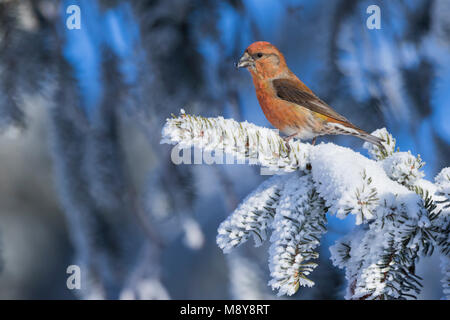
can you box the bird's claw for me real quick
[283,134,296,153]
[284,142,291,153]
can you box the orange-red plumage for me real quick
[237,41,383,147]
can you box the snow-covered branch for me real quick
[161,110,311,172]
[268,173,327,295]
[161,112,449,299]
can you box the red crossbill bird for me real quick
[237,41,383,147]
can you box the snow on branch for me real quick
[434,168,450,299]
[217,174,287,253]
[161,110,311,172]
[161,112,449,299]
[268,173,327,295]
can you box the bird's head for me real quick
[237,41,287,79]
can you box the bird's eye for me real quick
[256,52,263,58]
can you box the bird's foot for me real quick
[311,137,317,146]
[283,134,297,152]
[283,134,297,143]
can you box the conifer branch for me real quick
[161,112,449,298]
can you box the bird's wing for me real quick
[272,78,359,129]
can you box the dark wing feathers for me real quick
[272,78,385,147]
[272,78,357,128]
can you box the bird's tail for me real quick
[326,122,386,150]
[355,130,389,154]
[357,131,385,148]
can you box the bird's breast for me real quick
[253,79,313,136]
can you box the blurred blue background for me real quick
[0,0,448,299]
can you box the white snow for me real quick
[268,173,326,295]
[217,174,287,253]
[310,143,422,223]
[161,112,449,298]
[161,111,312,172]
[381,151,424,186]
[435,167,450,197]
